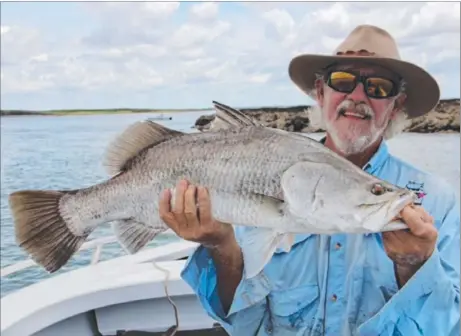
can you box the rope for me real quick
[151,260,180,336]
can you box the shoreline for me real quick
[0,108,214,117]
[1,98,459,117]
[194,98,460,134]
[2,99,459,134]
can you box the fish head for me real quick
[280,160,417,234]
[352,178,417,231]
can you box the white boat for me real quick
[1,234,228,336]
[148,113,173,121]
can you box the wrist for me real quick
[394,259,426,288]
[206,231,243,272]
[204,229,238,251]
[395,262,421,274]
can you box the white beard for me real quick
[323,100,389,156]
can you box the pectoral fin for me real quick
[240,226,295,279]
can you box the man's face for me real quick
[316,62,404,155]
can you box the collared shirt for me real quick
[181,140,460,336]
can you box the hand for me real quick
[383,204,437,267]
[159,179,235,248]
[382,205,438,286]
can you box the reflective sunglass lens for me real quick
[366,78,395,98]
[329,71,357,92]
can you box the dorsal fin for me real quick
[209,101,261,131]
[103,120,183,175]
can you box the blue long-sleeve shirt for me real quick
[181,140,460,336]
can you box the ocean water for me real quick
[1,112,459,297]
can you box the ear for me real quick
[314,79,325,107]
[390,93,407,119]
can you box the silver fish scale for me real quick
[123,127,313,227]
[61,126,339,232]
[136,127,305,197]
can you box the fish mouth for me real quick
[359,190,415,230]
[377,191,416,225]
[387,191,417,217]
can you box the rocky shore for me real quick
[195,99,460,133]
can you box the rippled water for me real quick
[1,112,459,297]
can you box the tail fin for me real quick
[9,190,92,273]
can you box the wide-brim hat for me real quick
[288,25,440,119]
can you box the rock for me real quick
[194,114,215,131]
[404,99,460,133]
[195,99,460,134]
[288,116,311,132]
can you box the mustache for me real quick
[336,100,374,120]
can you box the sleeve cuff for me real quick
[358,248,450,333]
[180,245,271,325]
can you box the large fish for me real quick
[8,101,417,278]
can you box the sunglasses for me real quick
[325,70,399,99]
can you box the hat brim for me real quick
[288,54,440,119]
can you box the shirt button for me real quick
[332,294,338,302]
[335,242,342,250]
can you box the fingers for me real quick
[172,180,188,226]
[197,186,212,225]
[417,207,434,224]
[159,189,179,232]
[400,205,437,239]
[382,230,411,246]
[159,180,207,236]
[184,184,200,226]
[401,206,433,226]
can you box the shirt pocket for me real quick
[269,284,320,332]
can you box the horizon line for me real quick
[2,97,460,113]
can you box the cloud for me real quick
[190,2,219,21]
[83,2,180,23]
[1,25,46,66]
[79,2,181,49]
[1,25,11,35]
[1,2,459,110]
[168,20,231,49]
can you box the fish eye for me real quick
[371,183,386,195]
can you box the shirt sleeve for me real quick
[180,241,271,334]
[358,191,460,336]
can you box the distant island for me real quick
[2,99,459,134]
[194,98,460,134]
[0,108,213,117]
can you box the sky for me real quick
[1,1,460,111]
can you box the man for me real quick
[159,25,460,335]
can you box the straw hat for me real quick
[288,25,440,118]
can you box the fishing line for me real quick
[116,232,180,336]
[151,260,180,336]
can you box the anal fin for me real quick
[112,219,165,254]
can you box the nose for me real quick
[347,82,368,102]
